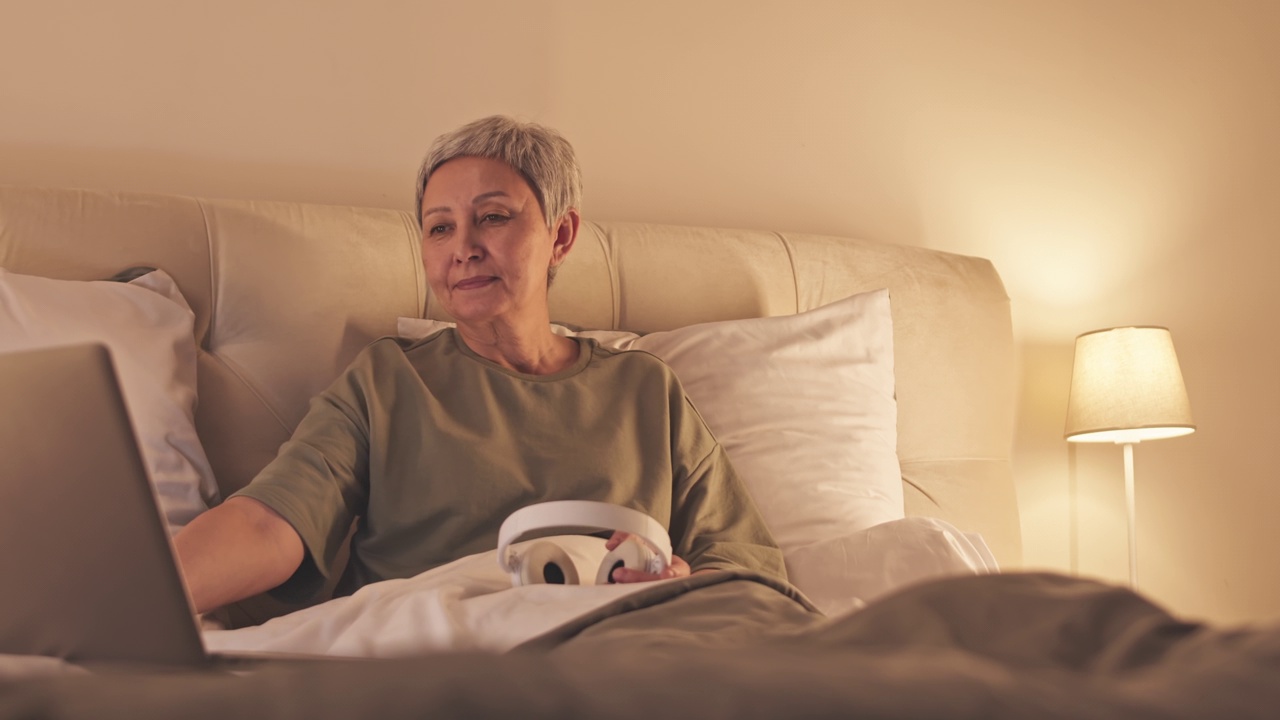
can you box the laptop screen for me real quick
[0,343,207,666]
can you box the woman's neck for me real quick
[454,317,580,375]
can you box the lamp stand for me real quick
[1122,441,1138,588]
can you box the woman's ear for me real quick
[549,208,581,267]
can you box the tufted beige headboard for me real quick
[0,186,1019,566]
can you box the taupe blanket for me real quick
[3,572,1278,719]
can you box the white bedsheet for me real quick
[785,516,1000,617]
[203,535,668,658]
[205,518,998,658]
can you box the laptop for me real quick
[0,342,310,669]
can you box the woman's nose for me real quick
[451,229,484,263]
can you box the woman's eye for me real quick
[482,213,508,223]
[428,223,449,236]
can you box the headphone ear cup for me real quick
[512,541,580,587]
[595,538,661,585]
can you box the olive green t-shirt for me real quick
[233,328,785,602]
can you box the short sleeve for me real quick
[231,368,372,603]
[667,390,787,582]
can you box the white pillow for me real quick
[397,288,903,558]
[0,267,218,532]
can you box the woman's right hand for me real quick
[603,531,691,583]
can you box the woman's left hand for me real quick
[604,531,691,583]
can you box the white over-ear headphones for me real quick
[497,501,672,586]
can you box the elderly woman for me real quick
[175,116,784,615]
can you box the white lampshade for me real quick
[1064,326,1196,444]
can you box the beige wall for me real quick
[3,0,1277,625]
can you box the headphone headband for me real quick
[497,501,673,574]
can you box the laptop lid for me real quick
[0,342,208,666]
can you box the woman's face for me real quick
[420,156,573,328]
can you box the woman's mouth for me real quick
[454,276,497,290]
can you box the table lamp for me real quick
[1063,326,1195,587]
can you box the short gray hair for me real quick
[414,115,582,232]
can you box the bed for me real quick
[2,184,1277,718]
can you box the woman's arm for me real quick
[665,390,788,581]
[173,496,304,615]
